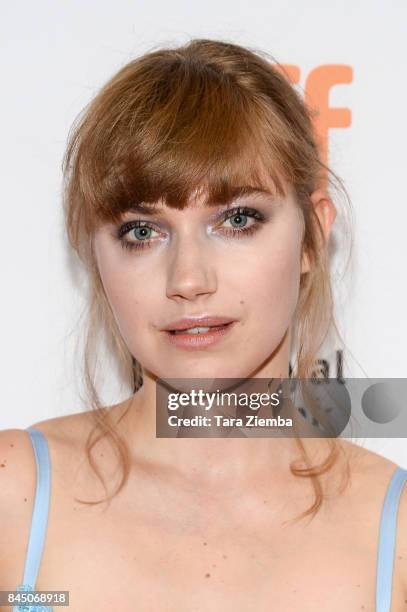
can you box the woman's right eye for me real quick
[115,221,161,252]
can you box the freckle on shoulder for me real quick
[0,428,38,509]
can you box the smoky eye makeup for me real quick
[110,202,272,253]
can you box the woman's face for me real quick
[93,183,308,381]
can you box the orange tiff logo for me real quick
[277,64,353,179]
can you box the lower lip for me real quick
[164,322,236,350]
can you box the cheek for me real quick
[231,231,302,326]
[264,241,302,311]
[96,248,157,343]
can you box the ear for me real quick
[301,189,337,274]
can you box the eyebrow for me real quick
[222,186,275,203]
[126,186,276,216]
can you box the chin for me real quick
[156,362,254,384]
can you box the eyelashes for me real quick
[113,206,267,253]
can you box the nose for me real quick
[165,233,217,302]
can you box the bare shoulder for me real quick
[30,409,95,444]
[0,409,97,496]
[0,428,38,512]
[28,404,125,447]
[339,439,407,595]
[0,428,40,588]
[0,409,93,517]
[337,438,400,482]
[338,438,405,508]
[28,410,100,482]
[28,407,127,500]
[393,460,407,596]
[0,410,101,590]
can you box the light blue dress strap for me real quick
[13,427,53,612]
[376,465,407,612]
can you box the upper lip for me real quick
[162,315,237,331]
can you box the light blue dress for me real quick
[13,427,407,611]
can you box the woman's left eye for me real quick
[114,206,266,253]
[220,207,266,236]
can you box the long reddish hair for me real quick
[62,38,352,523]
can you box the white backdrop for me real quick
[1,1,406,465]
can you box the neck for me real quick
[113,357,324,489]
